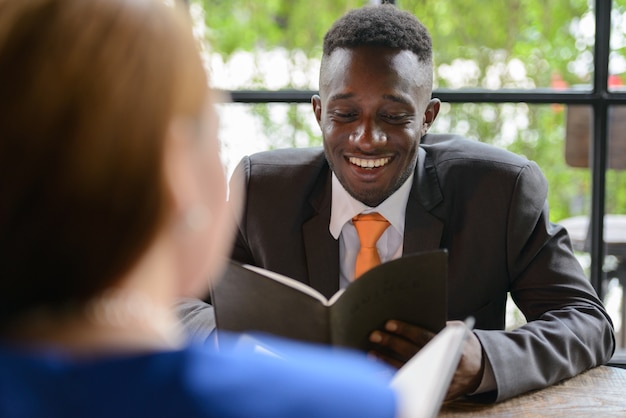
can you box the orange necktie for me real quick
[352,212,390,279]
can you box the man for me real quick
[180,4,615,402]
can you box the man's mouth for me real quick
[348,156,391,169]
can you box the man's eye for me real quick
[331,110,357,119]
[382,113,405,119]
[381,113,411,123]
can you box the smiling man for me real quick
[179,4,615,403]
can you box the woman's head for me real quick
[0,0,229,325]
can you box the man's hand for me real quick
[369,319,484,401]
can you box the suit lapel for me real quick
[403,147,445,255]
[302,167,340,299]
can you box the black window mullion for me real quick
[590,0,611,299]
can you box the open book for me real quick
[211,249,447,351]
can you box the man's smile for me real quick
[348,156,391,169]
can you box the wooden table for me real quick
[438,366,626,417]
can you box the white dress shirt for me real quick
[329,172,414,289]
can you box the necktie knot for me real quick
[352,212,390,279]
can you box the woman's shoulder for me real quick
[0,341,396,418]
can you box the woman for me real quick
[0,0,397,416]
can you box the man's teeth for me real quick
[349,157,390,168]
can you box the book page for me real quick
[390,320,472,418]
[243,264,332,305]
[327,288,345,305]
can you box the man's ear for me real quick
[312,94,322,126]
[421,98,441,136]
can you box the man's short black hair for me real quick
[322,4,432,63]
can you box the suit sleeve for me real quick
[174,298,216,345]
[473,162,615,402]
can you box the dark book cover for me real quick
[211,249,448,351]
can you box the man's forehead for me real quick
[323,45,420,63]
[319,46,432,92]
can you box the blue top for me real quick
[0,334,397,418]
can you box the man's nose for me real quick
[349,120,387,148]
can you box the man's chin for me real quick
[347,188,387,208]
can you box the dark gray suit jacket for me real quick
[183,134,615,402]
[180,135,615,400]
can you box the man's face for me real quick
[312,45,439,207]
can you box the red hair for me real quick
[0,0,207,325]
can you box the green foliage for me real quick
[196,0,361,58]
[194,0,626,221]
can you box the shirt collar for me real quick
[329,171,414,239]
